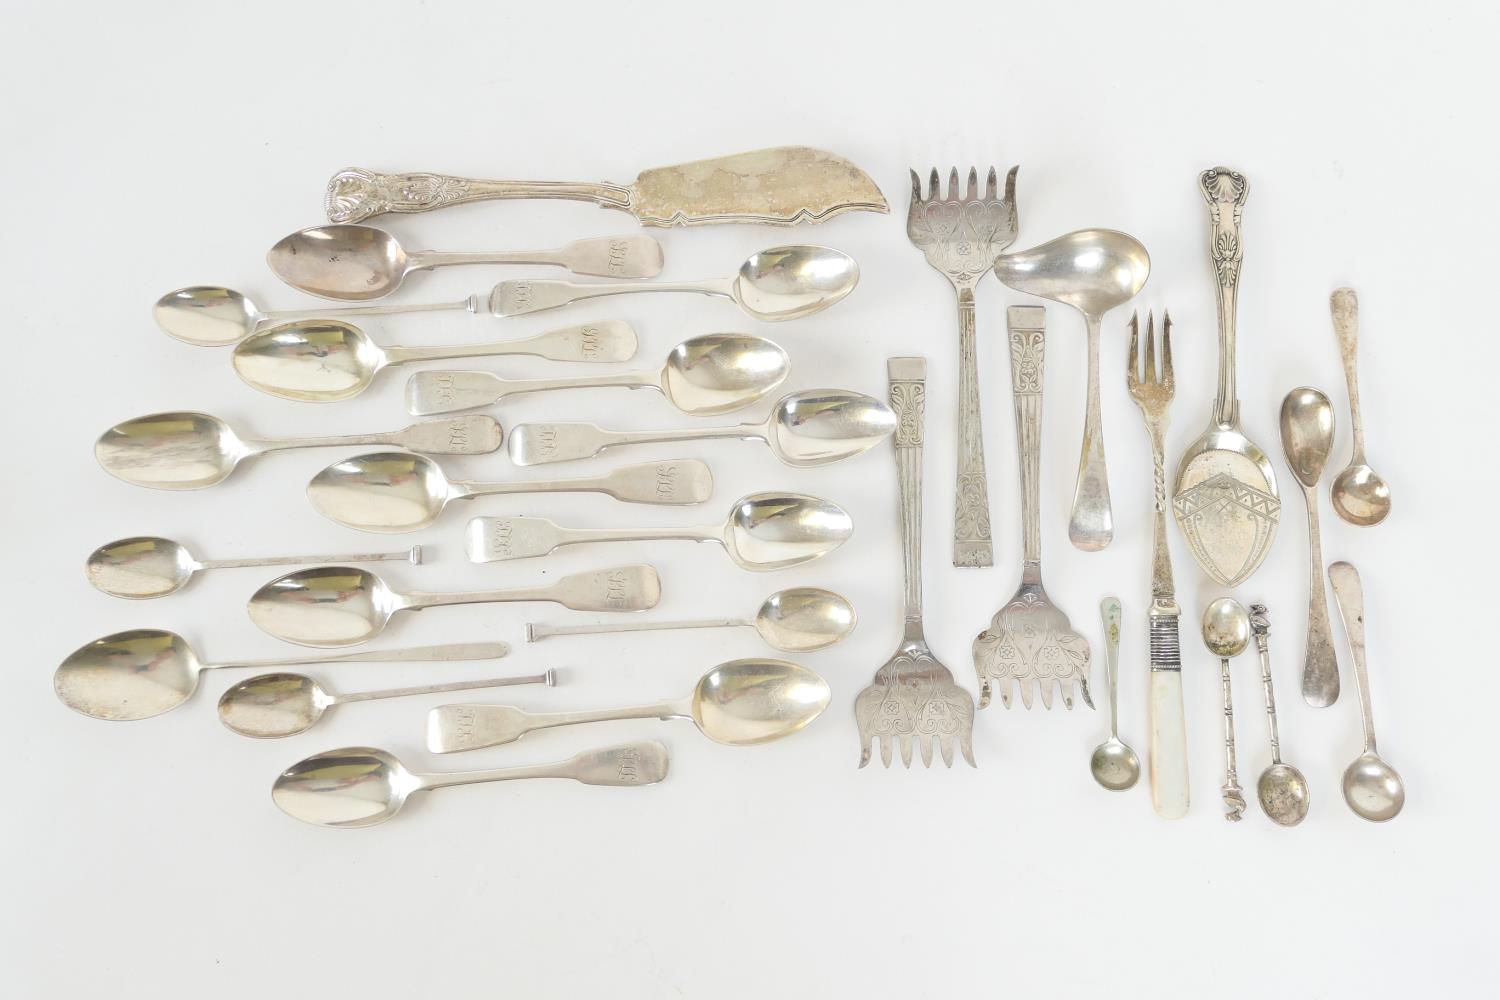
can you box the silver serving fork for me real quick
[906,166,1020,568]
[854,358,976,768]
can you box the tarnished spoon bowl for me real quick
[689,659,831,745]
[54,629,208,721]
[722,494,853,571]
[1331,464,1392,527]
[1343,750,1405,822]
[732,246,859,321]
[154,286,262,346]
[1259,762,1312,826]
[768,390,897,467]
[272,747,417,828]
[268,225,408,300]
[86,536,201,599]
[1090,737,1142,791]
[755,588,857,651]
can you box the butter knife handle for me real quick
[1148,614,1189,819]
[325,167,632,224]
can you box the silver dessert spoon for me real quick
[1328,561,1405,821]
[268,225,663,300]
[1279,387,1340,706]
[466,492,851,571]
[1090,597,1140,790]
[491,245,857,321]
[53,628,507,722]
[219,668,554,739]
[427,658,830,752]
[96,411,501,490]
[1203,598,1250,821]
[86,535,419,599]
[248,564,660,647]
[309,453,713,533]
[407,332,788,416]
[993,229,1150,552]
[525,587,856,653]
[273,742,668,829]
[154,285,488,347]
[507,389,895,467]
[233,318,637,401]
[1328,289,1392,526]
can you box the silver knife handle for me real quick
[1199,166,1249,426]
[325,167,631,224]
[952,291,993,568]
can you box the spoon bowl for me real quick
[221,672,334,738]
[660,334,791,413]
[993,229,1150,315]
[1203,598,1251,659]
[273,746,417,828]
[55,629,205,721]
[96,411,247,489]
[1342,750,1405,822]
[1279,388,1336,487]
[754,588,857,651]
[1090,738,1141,791]
[154,286,262,345]
[690,659,831,745]
[249,567,401,646]
[722,494,853,570]
[310,453,454,531]
[234,320,388,401]
[768,389,898,466]
[1331,464,1392,527]
[269,225,409,300]
[731,245,859,320]
[1258,762,1312,826]
[86,536,199,599]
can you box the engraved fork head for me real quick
[973,584,1094,710]
[906,166,1019,290]
[855,638,976,768]
[1125,310,1175,419]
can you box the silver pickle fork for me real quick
[854,357,977,768]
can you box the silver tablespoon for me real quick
[408,332,789,416]
[1203,598,1250,821]
[309,453,713,533]
[1328,561,1405,821]
[53,628,508,722]
[248,564,660,647]
[492,245,858,321]
[427,658,830,752]
[994,229,1150,551]
[526,587,856,653]
[233,318,637,401]
[1279,387,1340,706]
[1248,605,1311,826]
[466,492,852,570]
[1090,597,1140,790]
[1329,289,1392,526]
[96,411,501,490]
[86,535,419,599]
[268,225,663,300]
[219,668,554,739]
[273,742,669,829]
[153,285,486,347]
[507,388,896,467]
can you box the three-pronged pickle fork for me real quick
[854,358,976,768]
[906,165,1019,568]
[973,307,1093,710]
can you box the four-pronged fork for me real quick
[906,165,1020,568]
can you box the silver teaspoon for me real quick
[219,668,554,739]
[1090,597,1140,790]
[1202,598,1251,821]
[274,742,668,829]
[1247,605,1311,826]
[268,225,663,300]
[155,285,486,347]
[86,535,419,599]
[1279,387,1340,706]
[1328,289,1393,526]
[1328,561,1405,821]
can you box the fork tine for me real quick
[858,736,872,769]
[1144,310,1158,385]
[909,169,922,204]
[928,168,940,201]
[947,167,959,200]
[938,734,955,767]
[879,734,894,768]
[1162,311,1175,389]
[899,734,915,767]
[1003,165,1018,205]
[1015,678,1032,709]
[959,730,976,767]
[1036,680,1052,710]
[966,167,978,199]
[1127,310,1140,385]
[985,167,998,198]
[919,734,935,768]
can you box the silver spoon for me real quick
[993,229,1150,552]
[153,285,488,347]
[233,319,637,401]
[53,628,508,722]
[309,453,713,533]
[1329,288,1392,526]
[507,388,896,467]
[1247,605,1311,826]
[1328,561,1405,821]
[86,535,420,599]
[427,658,830,752]
[219,668,554,739]
[1279,387,1341,706]
[407,332,789,416]
[96,412,501,490]
[248,564,660,647]
[466,492,852,570]
[1090,597,1140,790]
[491,245,858,321]
[1202,598,1250,821]
[525,587,856,652]
[274,742,668,829]
[268,225,664,300]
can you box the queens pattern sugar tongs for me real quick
[972,307,1092,710]
[854,358,976,768]
[907,166,1020,567]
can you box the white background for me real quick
[3,2,1494,996]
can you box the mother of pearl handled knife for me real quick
[325,146,889,226]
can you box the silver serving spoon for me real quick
[233,318,637,401]
[1328,289,1392,526]
[309,453,713,533]
[491,245,858,321]
[274,742,668,829]
[993,229,1150,552]
[53,628,508,722]
[507,388,896,467]
[248,564,660,647]
[86,535,420,599]
[407,332,789,416]
[1248,605,1311,826]
[427,658,830,752]
[525,587,855,652]
[1328,561,1405,821]
[1203,598,1250,821]
[219,668,554,739]
[1090,597,1140,790]
[1279,387,1341,706]
[268,225,663,300]
[466,492,852,570]
[96,411,501,490]
[154,285,491,347]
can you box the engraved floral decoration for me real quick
[854,651,976,768]
[324,168,473,224]
[973,593,1093,711]
[906,167,1020,287]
